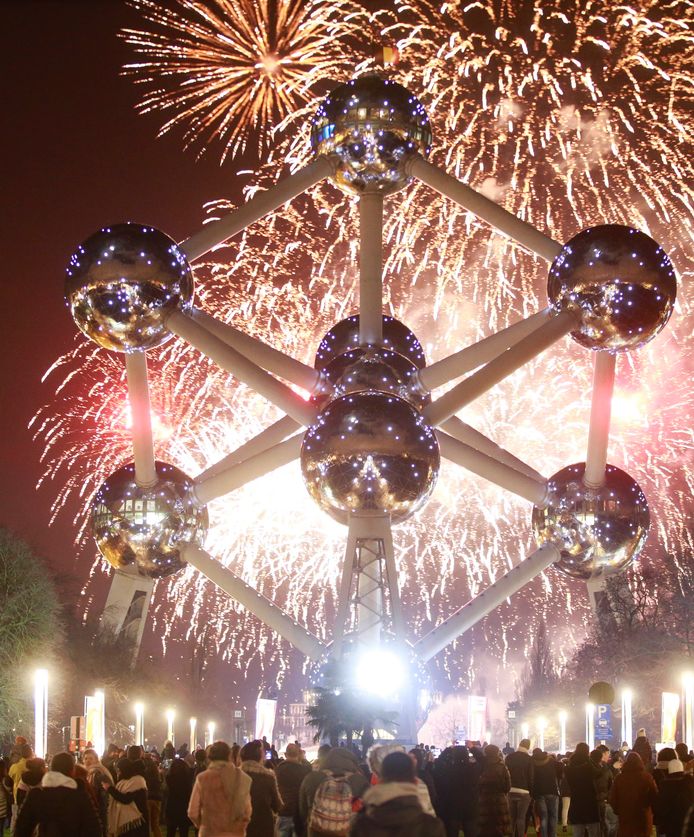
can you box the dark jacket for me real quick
[143,757,162,801]
[478,759,511,837]
[241,760,283,837]
[165,762,193,822]
[653,772,694,837]
[505,748,533,794]
[531,754,559,798]
[609,753,657,837]
[350,782,445,837]
[276,760,311,818]
[432,746,483,819]
[632,737,653,768]
[106,784,149,837]
[564,754,600,824]
[15,779,101,837]
[299,748,370,828]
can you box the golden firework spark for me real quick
[37,0,694,693]
[121,0,375,161]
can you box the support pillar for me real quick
[101,568,154,661]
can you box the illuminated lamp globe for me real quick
[548,225,676,352]
[311,346,429,410]
[300,392,439,525]
[314,315,426,371]
[91,461,208,578]
[310,75,432,195]
[66,223,194,352]
[531,462,649,580]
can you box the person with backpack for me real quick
[240,739,283,837]
[350,751,445,836]
[299,747,369,837]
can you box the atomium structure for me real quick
[66,76,676,711]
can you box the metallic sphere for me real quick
[312,347,430,410]
[315,315,426,371]
[66,223,194,352]
[531,462,649,580]
[91,461,208,579]
[548,225,676,352]
[311,75,432,195]
[301,393,439,525]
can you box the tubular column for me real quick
[415,544,560,661]
[125,352,157,488]
[583,352,617,488]
[181,156,336,261]
[425,309,580,427]
[359,193,384,345]
[407,155,563,262]
[166,310,316,426]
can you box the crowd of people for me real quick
[1,729,694,836]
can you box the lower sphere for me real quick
[314,315,426,370]
[91,461,208,578]
[531,462,649,580]
[300,392,439,525]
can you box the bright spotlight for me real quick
[355,647,406,696]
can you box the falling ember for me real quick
[35,0,694,696]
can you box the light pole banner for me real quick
[661,691,680,746]
[467,695,487,743]
[255,698,277,742]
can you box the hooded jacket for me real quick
[505,746,533,794]
[531,752,559,798]
[14,771,101,837]
[299,748,369,830]
[349,782,445,837]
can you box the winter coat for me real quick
[432,746,483,820]
[275,760,311,818]
[15,772,101,837]
[531,754,559,798]
[349,782,445,837]
[632,737,653,768]
[505,748,533,794]
[609,753,658,837]
[165,762,194,823]
[564,754,600,824]
[106,781,149,837]
[188,761,252,837]
[592,762,613,803]
[478,760,511,836]
[299,749,370,831]
[241,759,283,837]
[653,773,694,837]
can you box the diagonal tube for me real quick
[440,416,544,482]
[193,434,303,505]
[419,308,553,391]
[190,309,320,393]
[424,308,580,426]
[415,544,560,661]
[584,352,617,489]
[124,352,157,488]
[182,544,325,660]
[437,431,548,506]
[359,193,384,345]
[180,156,337,261]
[407,155,563,263]
[166,310,316,427]
[197,415,300,483]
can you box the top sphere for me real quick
[548,225,676,352]
[66,223,194,353]
[311,75,432,195]
[315,315,426,371]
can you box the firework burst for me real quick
[121,0,375,162]
[37,0,694,697]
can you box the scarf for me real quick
[108,775,147,836]
[42,771,77,789]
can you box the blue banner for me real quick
[596,703,613,739]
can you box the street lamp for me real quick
[207,721,216,747]
[34,669,48,759]
[165,708,175,745]
[586,703,595,750]
[621,689,633,746]
[521,722,529,741]
[538,717,546,751]
[93,690,106,757]
[559,711,568,754]
[190,717,197,751]
[683,674,694,752]
[134,703,145,747]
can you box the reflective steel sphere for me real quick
[91,461,208,578]
[66,223,194,352]
[312,347,430,410]
[301,393,439,525]
[532,462,649,580]
[548,225,676,351]
[315,315,426,371]
[311,75,432,195]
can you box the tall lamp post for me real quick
[538,717,546,751]
[134,703,145,747]
[166,708,175,745]
[683,674,694,752]
[190,717,197,751]
[559,711,567,754]
[621,689,633,746]
[586,704,595,750]
[34,669,48,759]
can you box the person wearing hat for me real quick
[609,751,657,837]
[654,758,694,837]
[478,744,512,837]
[276,743,311,837]
[299,747,369,836]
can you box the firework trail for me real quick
[121,0,376,161]
[35,0,694,696]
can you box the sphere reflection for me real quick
[66,223,194,353]
[548,225,676,352]
[311,75,432,195]
[91,461,208,578]
[315,315,426,371]
[532,462,649,580]
[301,393,439,525]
